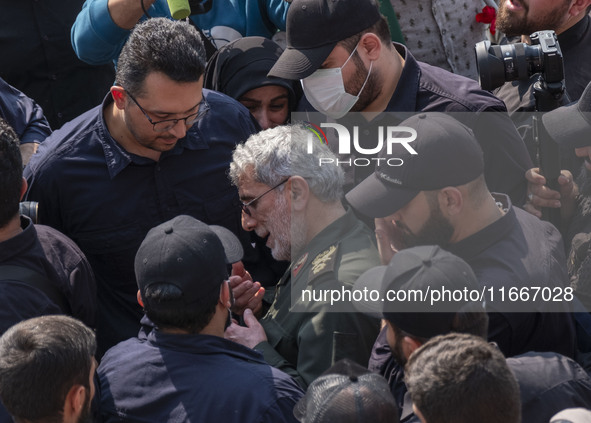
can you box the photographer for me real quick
[493,0,591,112]
[525,81,591,305]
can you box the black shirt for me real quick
[24,90,258,356]
[388,44,532,205]
[299,43,532,205]
[0,216,96,331]
[447,194,576,358]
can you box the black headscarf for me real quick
[204,36,298,110]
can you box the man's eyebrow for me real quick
[239,192,255,202]
[150,98,203,116]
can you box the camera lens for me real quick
[19,201,39,224]
[476,41,540,90]
[475,40,506,91]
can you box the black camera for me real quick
[475,30,564,91]
[19,201,39,224]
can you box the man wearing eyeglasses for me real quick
[23,18,259,357]
[225,124,381,389]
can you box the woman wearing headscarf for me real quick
[205,36,299,130]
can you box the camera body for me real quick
[475,30,564,91]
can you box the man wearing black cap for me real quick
[354,245,591,423]
[355,245,491,422]
[526,81,591,307]
[346,112,576,358]
[97,215,303,423]
[269,0,532,204]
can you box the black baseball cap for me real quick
[542,80,591,150]
[353,245,483,339]
[135,215,243,305]
[345,113,484,218]
[268,0,382,80]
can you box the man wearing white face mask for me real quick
[300,42,373,120]
[269,0,533,206]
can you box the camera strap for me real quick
[186,18,218,61]
[0,265,68,312]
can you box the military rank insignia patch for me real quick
[309,245,338,280]
[292,252,308,278]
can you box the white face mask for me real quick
[301,44,373,119]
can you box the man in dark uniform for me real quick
[269,0,532,205]
[0,117,96,334]
[98,215,303,423]
[24,18,259,356]
[347,112,576,358]
[226,124,381,389]
[354,246,591,423]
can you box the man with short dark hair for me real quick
[24,18,260,356]
[0,117,96,334]
[97,215,303,422]
[347,112,576,358]
[405,333,521,423]
[269,0,532,204]
[494,0,591,110]
[0,315,97,423]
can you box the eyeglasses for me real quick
[241,178,290,216]
[125,90,210,133]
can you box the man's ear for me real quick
[20,177,28,201]
[289,176,309,212]
[219,280,231,308]
[359,32,382,61]
[413,403,428,423]
[402,335,423,359]
[63,384,86,422]
[438,187,463,217]
[137,290,144,308]
[110,86,127,110]
[569,0,591,17]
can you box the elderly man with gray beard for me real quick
[225,124,381,389]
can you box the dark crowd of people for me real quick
[1,0,591,422]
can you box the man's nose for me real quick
[241,210,257,231]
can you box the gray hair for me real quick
[230,124,345,202]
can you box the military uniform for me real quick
[255,209,381,388]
